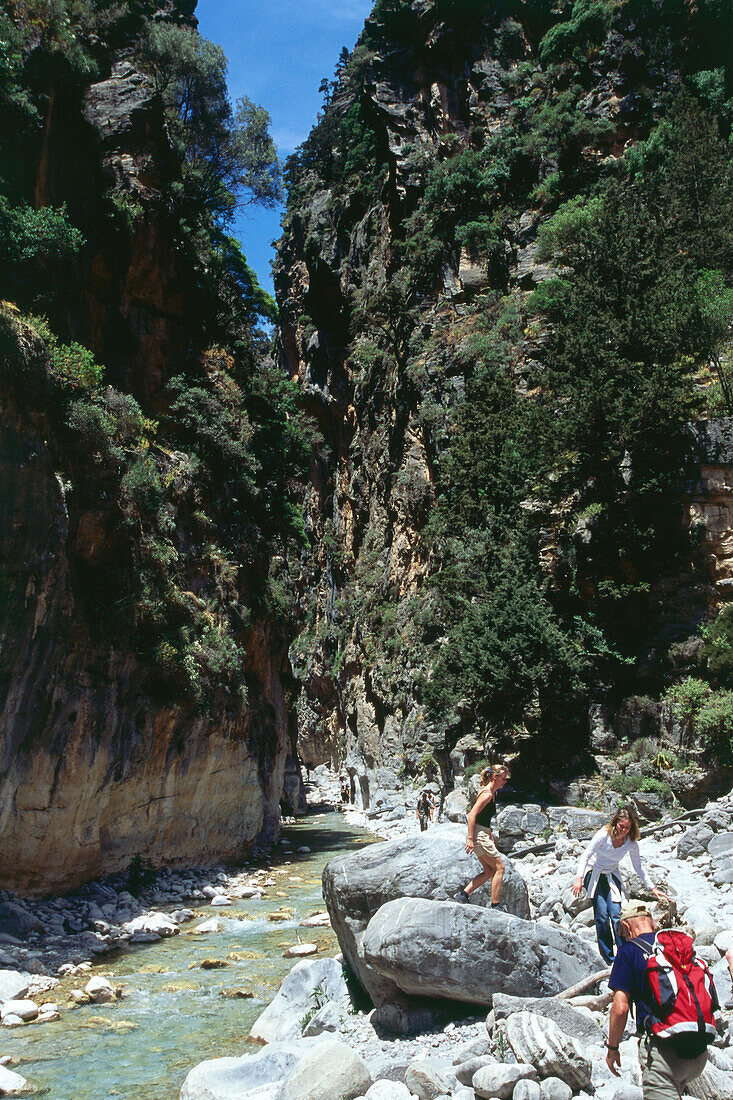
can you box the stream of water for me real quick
[4,811,372,1100]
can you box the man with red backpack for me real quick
[605,900,720,1100]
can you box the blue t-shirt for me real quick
[609,931,655,1032]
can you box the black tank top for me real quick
[475,795,496,828]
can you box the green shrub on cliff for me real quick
[696,691,733,764]
[702,605,733,685]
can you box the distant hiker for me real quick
[416,789,434,831]
[340,777,350,804]
[454,764,509,910]
[572,805,669,964]
[606,901,719,1100]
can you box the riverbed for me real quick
[3,812,373,1100]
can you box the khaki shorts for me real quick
[474,828,500,860]
[641,1037,707,1100]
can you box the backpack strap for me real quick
[630,935,657,957]
[628,935,660,1031]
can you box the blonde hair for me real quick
[607,805,640,842]
[479,764,510,787]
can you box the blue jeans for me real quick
[588,872,621,963]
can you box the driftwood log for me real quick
[556,967,612,1001]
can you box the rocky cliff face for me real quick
[0,383,291,896]
[0,1,302,893]
[276,0,733,801]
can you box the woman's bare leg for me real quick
[465,854,504,900]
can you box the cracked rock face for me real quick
[0,386,293,896]
[502,1011,593,1092]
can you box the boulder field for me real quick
[179,783,733,1100]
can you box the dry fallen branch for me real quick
[556,967,612,1001]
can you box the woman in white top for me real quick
[572,805,668,963]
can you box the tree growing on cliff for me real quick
[140,23,281,223]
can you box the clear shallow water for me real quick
[4,812,373,1100]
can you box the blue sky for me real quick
[195,0,374,298]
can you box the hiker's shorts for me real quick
[474,828,500,860]
[642,1036,707,1100]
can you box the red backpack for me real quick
[633,930,720,1058]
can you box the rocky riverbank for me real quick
[0,780,355,1095]
[5,771,733,1098]
[181,778,733,1100]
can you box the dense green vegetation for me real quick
[281,0,733,767]
[0,0,313,707]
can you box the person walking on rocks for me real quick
[573,805,669,964]
[606,901,718,1100]
[454,764,509,909]
[416,789,434,831]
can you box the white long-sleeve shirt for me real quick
[577,826,654,900]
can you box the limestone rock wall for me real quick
[0,391,292,895]
[0,1,298,894]
[276,6,733,797]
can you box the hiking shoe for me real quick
[453,889,469,904]
[491,903,507,912]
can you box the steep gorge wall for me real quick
[0,1,299,894]
[276,0,733,800]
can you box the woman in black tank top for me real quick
[454,763,509,910]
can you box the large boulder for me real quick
[249,956,348,1043]
[491,994,603,1043]
[495,806,549,853]
[0,1064,30,1095]
[0,902,43,938]
[279,1040,372,1100]
[360,898,603,1007]
[179,1038,326,1100]
[322,825,530,1001]
[443,788,469,823]
[677,823,715,860]
[0,970,30,1005]
[545,809,606,839]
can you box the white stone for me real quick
[0,1063,29,1093]
[540,1078,573,1100]
[363,1082,413,1099]
[301,1000,345,1036]
[473,1063,538,1099]
[171,909,195,924]
[299,912,331,928]
[514,1080,542,1100]
[180,1038,322,1099]
[279,1040,372,1100]
[124,912,178,937]
[36,1009,60,1022]
[85,976,115,1004]
[714,930,733,955]
[404,1059,453,1098]
[1,1015,24,1027]
[0,971,30,1006]
[210,896,232,907]
[0,1000,38,1022]
[249,956,349,1044]
[283,944,318,958]
[195,919,220,934]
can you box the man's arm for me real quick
[606,989,630,1076]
